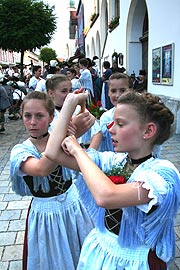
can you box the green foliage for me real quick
[0,0,57,77]
[87,100,107,119]
[90,13,96,21]
[0,0,57,52]
[108,16,119,30]
[39,47,57,64]
[105,162,132,180]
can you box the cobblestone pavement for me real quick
[0,117,180,270]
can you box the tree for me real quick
[39,47,57,65]
[0,0,57,77]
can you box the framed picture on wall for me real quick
[161,43,174,85]
[152,47,161,84]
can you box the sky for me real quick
[44,0,78,58]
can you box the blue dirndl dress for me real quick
[75,149,180,270]
[10,139,96,270]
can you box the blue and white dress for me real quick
[75,149,180,270]
[77,119,101,148]
[98,107,115,151]
[10,139,96,270]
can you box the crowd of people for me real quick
[0,56,179,270]
[0,56,128,133]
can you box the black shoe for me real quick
[8,115,19,120]
[0,128,5,132]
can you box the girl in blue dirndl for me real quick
[10,91,96,270]
[45,90,180,270]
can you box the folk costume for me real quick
[10,139,95,270]
[75,149,180,270]
[98,107,115,151]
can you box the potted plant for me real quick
[90,13,97,21]
[108,16,119,31]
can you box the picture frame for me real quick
[152,43,174,85]
[161,43,174,85]
[152,47,161,84]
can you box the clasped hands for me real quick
[62,134,82,156]
[66,89,95,138]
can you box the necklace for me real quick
[127,153,153,165]
[30,132,49,140]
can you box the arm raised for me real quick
[45,92,89,171]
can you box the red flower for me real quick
[108,175,126,184]
[87,101,107,119]
[96,100,102,107]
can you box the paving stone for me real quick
[8,220,26,232]
[0,246,4,260]
[176,239,180,251]
[0,181,9,187]
[3,193,22,202]
[0,202,8,211]
[0,232,16,245]
[175,227,180,238]
[175,259,180,269]
[175,214,180,226]
[175,246,180,257]
[0,171,10,176]
[21,209,29,220]
[0,220,9,232]
[16,231,24,245]
[0,210,21,221]
[169,262,179,269]
[0,261,9,269]
[22,195,32,201]
[0,187,9,194]
[2,245,23,261]
[8,187,14,194]
[9,260,22,270]
[7,200,30,210]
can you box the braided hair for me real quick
[21,91,55,117]
[117,91,174,145]
[46,74,69,92]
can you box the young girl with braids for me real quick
[10,91,96,270]
[89,72,161,157]
[89,72,132,151]
[45,91,180,270]
[46,74,101,149]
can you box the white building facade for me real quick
[81,0,180,133]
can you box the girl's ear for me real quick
[143,122,157,139]
[49,114,54,124]
[47,89,53,97]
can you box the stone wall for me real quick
[159,95,180,134]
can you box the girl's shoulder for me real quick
[10,139,38,159]
[148,158,179,173]
[133,158,180,186]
